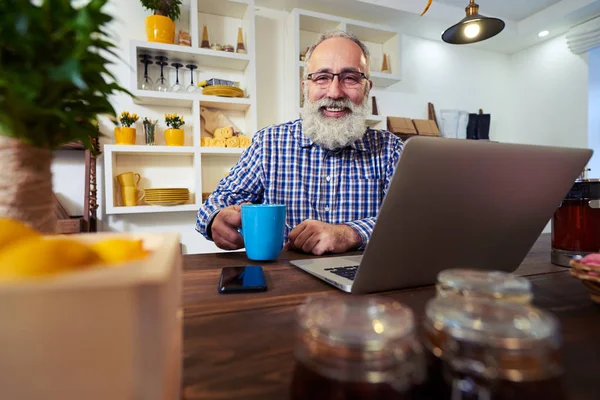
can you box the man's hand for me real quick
[287,220,362,255]
[211,205,244,250]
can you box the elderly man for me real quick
[196,31,403,255]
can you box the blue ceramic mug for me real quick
[240,204,286,261]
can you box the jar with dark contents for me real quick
[436,269,533,304]
[422,297,566,400]
[291,295,426,400]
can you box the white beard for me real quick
[301,87,370,150]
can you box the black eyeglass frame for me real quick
[306,71,368,87]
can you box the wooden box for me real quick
[0,232,182,400]
[412,119,441,136]
[387,117,417,135]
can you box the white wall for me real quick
[508,35,589,148]
[51,1,589,253]
[588,46,600,177]
[376,35,512,140]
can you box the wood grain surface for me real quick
[182,234,599,399]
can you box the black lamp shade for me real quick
[442,13,505,44]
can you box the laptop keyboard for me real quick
[325,265,359,281]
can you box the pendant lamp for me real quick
[442,0,505,44]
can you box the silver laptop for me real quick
[290,136,593,294]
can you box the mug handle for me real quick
[137,189,145,204]
[135,173,141,186]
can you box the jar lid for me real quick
[436,269,532,302]
[425,297,560,350]
[297,295,415,351]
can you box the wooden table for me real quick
[181,234,600,399]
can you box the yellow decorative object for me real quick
[214,126,234,139]
[165,128,184,146]
[200,137,210,147]
[145,15,175,44]
[238,135,251,147]
[213,137,226,147]
[225,137,239,148]
[0,218,40,251]
[115,126,136,145]
[202,85,244,98]
[0,238,102,281]
[89,239,148,264]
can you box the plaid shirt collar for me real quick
[294,119,372,153]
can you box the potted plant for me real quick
[0,0,130,232]
[141,0,183,44]
[164,113,185,146]
[115,111,140,145]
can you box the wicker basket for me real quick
[570,259,600,304]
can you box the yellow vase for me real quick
[145,15,175,44]
[165,128,184,146]
[115,127,136,145]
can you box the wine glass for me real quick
[155,55,170,92]
[186,64,198,92]
[171,62,184,92]
[138,54,154,91]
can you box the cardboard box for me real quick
[387,117,417,135]
[0,232,182,400]
[413,119,441,136]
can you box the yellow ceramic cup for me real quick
[115,127,136,145]
[165,128,184,146]
[116,172,141,187]
[120,186,145,207]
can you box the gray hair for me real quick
[303,30,371,80]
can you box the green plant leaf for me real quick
[0,0,130,150]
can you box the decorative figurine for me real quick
[381,53,391,73]
[236,27,246,54]
[201,26,210,49]
[372,97,379,116]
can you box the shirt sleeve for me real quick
[196,132,266,240]
[343,137,403,250]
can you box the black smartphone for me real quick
[218,265,267,294]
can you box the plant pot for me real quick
[0,136,56,233]
[165,128,184,146]
[115,127,136,145]
[145,15,175,44]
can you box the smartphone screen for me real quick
[218,265,267,293]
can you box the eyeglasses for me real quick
[307,71,367,89]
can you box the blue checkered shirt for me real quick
[195,119,403,249]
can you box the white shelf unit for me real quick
[286,9,402,129]
[105,0,256,217]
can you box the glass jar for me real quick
[422,296,565,400]
[436,269,533,304]
[291,295,426,400]
[552,179,600,266]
